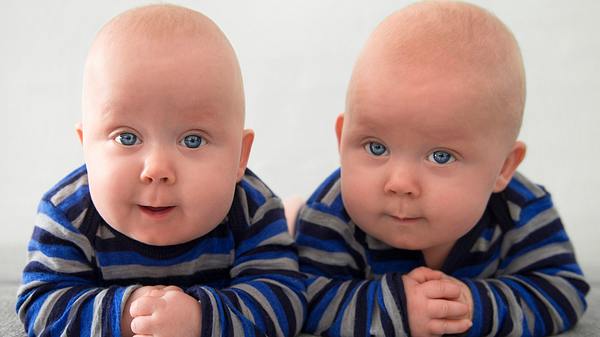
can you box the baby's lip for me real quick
[388,213,422,221]
[138,205,176,215]
[143,206,173,211]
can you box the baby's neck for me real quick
[422,241,455,270]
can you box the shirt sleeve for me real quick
[16,198,139,337]
[462,191,589,337]
[295,203,411,337]
[185,187,306,337]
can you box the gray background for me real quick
[1,0,599,284]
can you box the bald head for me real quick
[348,1,526,141]
[82,4,245,123]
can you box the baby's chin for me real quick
[128,232,200,247]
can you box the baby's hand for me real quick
[129,286,201,337]
[402,267,472,337]
[122,285,166,337]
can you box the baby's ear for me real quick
[335,113,344,150]
[75,122,83,144]
[493,141,526,192]
[236,129,254,181]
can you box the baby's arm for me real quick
[296,209,468,337]
[457,193,589,336]
[16,198,140,337]
[184,192,305,337]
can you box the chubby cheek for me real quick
[86,157,137,231]
[430,181,491,238]
[179,164,237,233]
[340,163,381,228]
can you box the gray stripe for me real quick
[72,209,88,229]
[340,281,365,336]
[513,172,546,199]
[50,174,88,206]
[507,200,521,223]
[502,275,564,334]
[299,208,367,267]
[535,272,586,320]
[501,206,559,257]
[488,280,523,337]
[306,276,330,302]
[33,287,70,336]
[321,179,341,207]
[237,187,251,224]
[477,257,500,278]
[366,234,392,251]
[471,225,502,253]
[204,289,222,337]
[231,283,284,337]
[480,281,499,337]
[96,224,116,240]
[522,298,536,336]
[499,241,574,275]
[243,174,274,199]
[230,257,298,278]
[226,306,245,337]
[252,197,283,225]
[257,231,294,247]
[120,285,140,325]
[60,288,100,337]
[91,289,108,337]
[236,293,256,326]
[36,213,94,262]
[369,295,384,337]
[300,246,359,270]
[17,281,46,323]
[315,281,351,335]
[380,275,405,335]
[261,278,304,335]
[29,250,93,274]
[102,253,231,280]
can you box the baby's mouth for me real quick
[139,205,175,216]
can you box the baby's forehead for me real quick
[98,5,219,42]
[348,1,525,141]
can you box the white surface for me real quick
[1,1,599,280]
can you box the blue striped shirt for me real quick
[17,165,306,337]
[295,168,589,337]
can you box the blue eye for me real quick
[429,150,455,164]
[115,132,139,146]
[181,134,205,149]
[365,141,388,156]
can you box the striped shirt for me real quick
[17,165,306,337]
[295,168,589,337]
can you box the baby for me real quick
[17,5,304,337]
[294,1,589,337]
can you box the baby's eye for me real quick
[181,134,205,149]
[428,150,455,164]
[364,141,388,156]
[115,132,140,146]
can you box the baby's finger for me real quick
[131,315,154,335]
[427,299,468,319]
[422,279,461,299]
[162,285,183,292]
[148,288,166,297]
[408,266,444,283]
[427,318,472,335]
[130,296,162,316]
